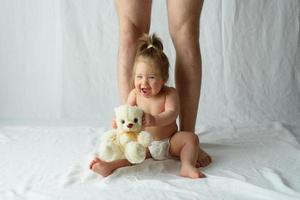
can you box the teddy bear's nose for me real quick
[127,123,133,128]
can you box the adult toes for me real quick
[198,156,212,167]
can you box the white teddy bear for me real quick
[98,105,152,164]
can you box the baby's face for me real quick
[133,59,165,98]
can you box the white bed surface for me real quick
[1,123,300,200]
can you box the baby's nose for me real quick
[127,123,133,128]
[142,78,148,84]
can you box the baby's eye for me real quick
[134,118,138,123]
[121,120,125,124]
[148,76,156,79]
[136,75,143,79]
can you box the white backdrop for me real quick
[0,0,299,128]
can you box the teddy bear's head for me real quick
[115,105,143,133]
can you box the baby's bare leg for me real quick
[169,132,206,178]
[89,158,131,177]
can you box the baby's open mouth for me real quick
[141,88,150,94]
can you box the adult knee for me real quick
[170,25,200,59]
[119,22,146,50]
[118,23,146,72]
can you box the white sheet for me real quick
[1,123,300,200]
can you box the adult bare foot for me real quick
[89,158,114,177]
[180,164,206,179]
[196,148,212,168]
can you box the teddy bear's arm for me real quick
[137,131,152,147]
[101,130,117,141]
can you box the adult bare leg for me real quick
[167,0,212,167]
[115,0,152,102]
[167,0,203,132]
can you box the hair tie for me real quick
[147,44,155,49]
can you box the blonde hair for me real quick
[134,33,170,82]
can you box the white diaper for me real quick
[148,138,171,160]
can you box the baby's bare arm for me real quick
[126,89,137,106]
[144,88,179,127]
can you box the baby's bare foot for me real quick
[196,148,212,168]
[89,158,113,177]
[180,164,206,179]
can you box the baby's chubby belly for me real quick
[144,122,178,141]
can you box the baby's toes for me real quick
[89,158,100,169]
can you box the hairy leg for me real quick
[167,0,211,168]
[167,0,204,132]
[89,158,131,177]
[115,0,152,102]
[169,131,206,178]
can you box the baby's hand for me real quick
[111,119,117,129]
[142,113,156,127]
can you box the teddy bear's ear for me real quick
[114,104,129,118]
[114,105,124,115]
[131,106,143,118]
[114,106,122,119]
[137,108,144,117]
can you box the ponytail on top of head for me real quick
[135,33,170,82]
[137,33,164,53]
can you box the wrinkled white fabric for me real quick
[0,124,300,200]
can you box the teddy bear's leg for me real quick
[124,142,146,164]
[99,140,125,162]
